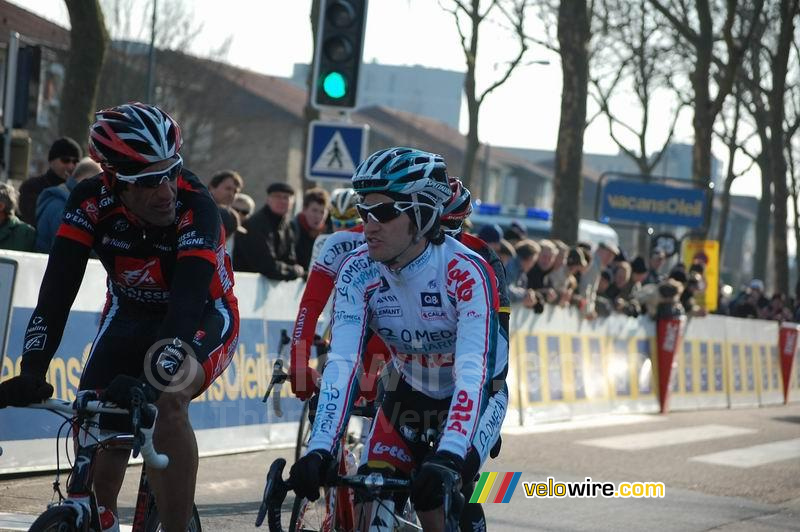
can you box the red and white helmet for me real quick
[88,102,182,175]
[440,176,472,235]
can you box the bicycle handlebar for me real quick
[255,457,463,531]
[25,390,169,470]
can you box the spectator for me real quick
[594,270,614,317]
[219,205,247,254]
[232,192,255,220]
[630,256,648,284]
[528,239,557,291]
[505,239,541,308]
[0,183,36,251]
[292,187,329,270]
[546,246,585,303]
[503,220,526,246]
[497,238,516,267]
[477,223,503,253]
[730,279,766,318]
[18,137,81,225]
[764,293,793,321]
[644,247,666,285]
[551,240,569,273]
[34,157,101,253]
[233,182,304,280]
[578,241,619,319]
[208,170,243,207]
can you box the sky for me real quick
[10,0,758,198]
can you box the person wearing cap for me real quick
[233,181,305,280]
[476,223,503,253]
[18,136,82,225]
[577,241,619,320]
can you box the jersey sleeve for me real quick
[306,250,376,455]
[289,267,335,387]
[54,180,98,248]
[439,252,499,459]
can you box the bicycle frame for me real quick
[25,390,168,531]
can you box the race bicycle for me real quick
[10,387,201,531]
[255,451,463,532]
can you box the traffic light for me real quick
[311,0,368,110]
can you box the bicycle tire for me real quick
[289,493,329,532]
[144,498,202,532]
[28,506,79,532]
[294,400,311,462]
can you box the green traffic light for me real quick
[322,72,347,99]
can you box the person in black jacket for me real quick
[233,182,305,280]
[18,137,81,225]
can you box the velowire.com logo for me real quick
[469,472,522,504]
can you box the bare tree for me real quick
[60,0,109,148]
[648,0,764,236]
[713,82,755,258]
[589,0,685,254]
[737,0,799,293]
[439,0,529,196]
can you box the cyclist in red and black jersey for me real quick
[0,103,239,531]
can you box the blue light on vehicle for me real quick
[476,203,502,215]
[526,208,550,220]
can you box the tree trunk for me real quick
[460,2,481,196]
[716,173,734,258]
[753,163,772,283]
[551,0,589,245]
[60,0,109,149]
[766,0,796,295]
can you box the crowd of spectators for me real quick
[5,136,799,325]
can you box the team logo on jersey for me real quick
[421,310,446,321]
[420,292,441,307]
[24,333,47,351]
[115,257,165,289]
[427,279,438,289]
[82,199,100,223]
[177,210,194,231]
[193,330,206,345]
[447,258,476,302]
[375,306,402,318]
[113,219,130,232]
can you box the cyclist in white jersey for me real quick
[289,147,508,531]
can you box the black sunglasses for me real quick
[356,201,420,224]
[60,157,79,164]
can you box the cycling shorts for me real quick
[79,297,238,430]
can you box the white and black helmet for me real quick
[352,147,451,241]
[330,188,361,230]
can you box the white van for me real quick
[469,210,619,249]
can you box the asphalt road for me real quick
[2,404,799,531]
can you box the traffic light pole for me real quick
[2,32,19,182]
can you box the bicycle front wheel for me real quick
[28,506,79,532]
[290,491,331,532]
[144,500,202,532]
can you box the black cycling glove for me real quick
[289,449,333,502]
[0,372,54,408]
[411,450,464,512]
[102,375,158,410]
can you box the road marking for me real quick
[0,512,132,531]
[690,438,800,468]
[576,424,756,450]
[200,478,253,492]
[503,414,664,435]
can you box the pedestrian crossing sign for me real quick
[306,120,369,181]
